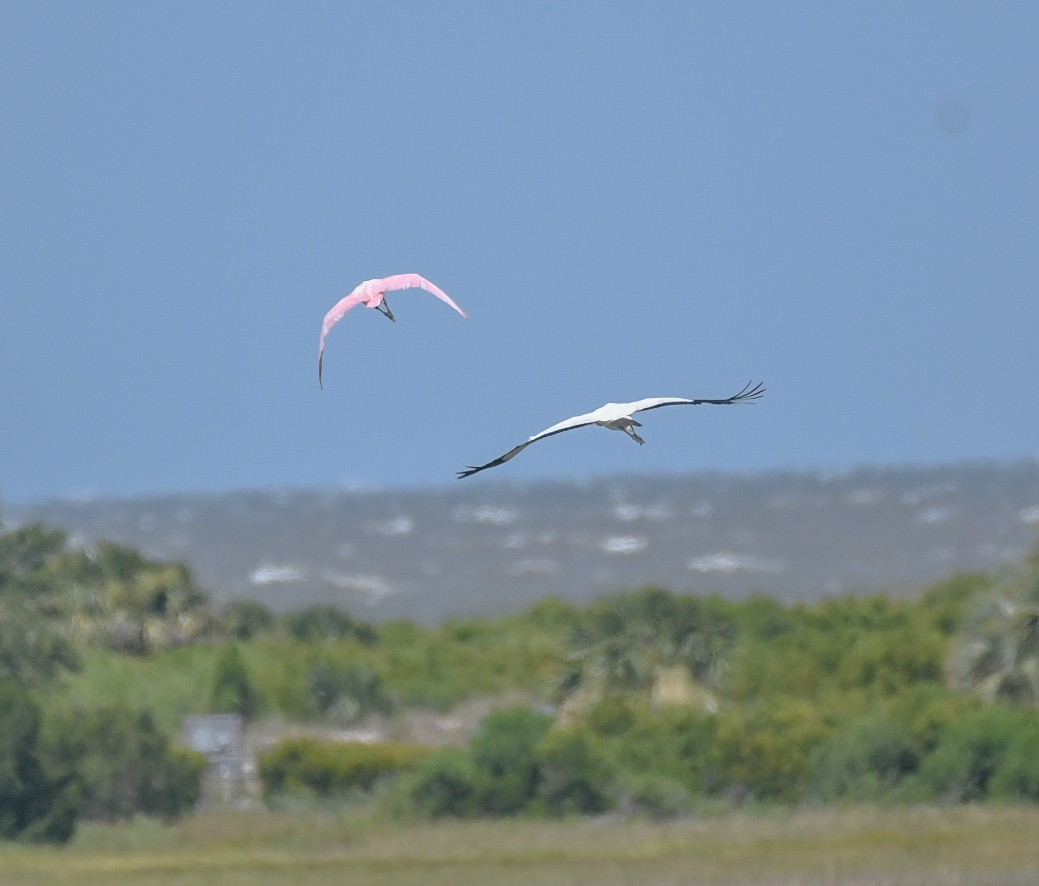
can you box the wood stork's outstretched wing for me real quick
[624,380,766,415]
[457,408,614,479]
[457,382,765,478]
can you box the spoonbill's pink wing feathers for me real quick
[378,273,470,319]
[317,274,468,389]
[318,288,369,389]
[457,382,765,478]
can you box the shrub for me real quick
[43,703,205,822]
[559,588,737,701]
[281,606,377,644]
[989,717,1039,800]
[0,522,69,599]
[722,637,825,702]
[398,748,478,819]
[613,771,696,819]
[919,573,988,635]
[258,738,430,801]
[711,698,830,802]
[210,643,259,720]
[402,715,613,820]
[59,541,212,653]
[907,705,1035,802]
[142,747,208,820]
[470,706,553,815]
[835,626,945,696]
[0,680,81,843]
[0,605,80,683]
[525,596,581,633]
[303,658,393,724]
[534,726,613,816]
[949,567,1039,705]
[593,702,717,800]
[732,595,798,642]
[887,685,981,756]
[220,599,275,640]
[585,695,637,737]
[0,522,81,683]
[808,712,921,801]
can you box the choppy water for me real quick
[10,460,1039,622]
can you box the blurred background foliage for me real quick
[2,516,1039,840]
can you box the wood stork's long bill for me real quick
[457,381,765,479]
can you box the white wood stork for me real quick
[457,381,764,478]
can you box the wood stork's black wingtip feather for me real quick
[733,380,765,403]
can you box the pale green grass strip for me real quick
[2,805,1038,886]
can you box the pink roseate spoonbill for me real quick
[318,273,469,388]
[457,381,764,478]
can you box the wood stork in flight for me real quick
[457,381,764,478]
[318,274,469,388]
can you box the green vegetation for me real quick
[41,703,206,822]
[258,738,431,802]
[3,515,1039,851]
[210,643,260,720]
[949,565,1039,703]
[0,522,212,841]
[0,681,79,843]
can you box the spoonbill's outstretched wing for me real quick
[457,381,764,478]
[318,273,468,388]
[376,273,469,319]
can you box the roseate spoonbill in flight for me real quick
[318,274,469,388]
[457,381,765,478]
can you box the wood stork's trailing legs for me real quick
[599,417,645,445]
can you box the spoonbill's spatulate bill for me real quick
[318,273,469,388]
[457,381,765,479]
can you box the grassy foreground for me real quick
[2,805,1038,886]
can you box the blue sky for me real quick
[2,1,1038,505]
